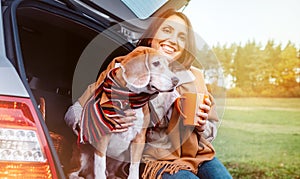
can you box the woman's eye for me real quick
[179,34,186,42]
[152,61,160,67]
[162,27,172,34]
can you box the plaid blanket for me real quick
[80,67,158,144]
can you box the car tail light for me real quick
[0,95,58,179]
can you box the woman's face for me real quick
[151,15,188,62]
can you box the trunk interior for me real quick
[14,3,133,174]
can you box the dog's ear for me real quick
[121,53,150,90]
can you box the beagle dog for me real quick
[69,47,179,179]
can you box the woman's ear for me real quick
[121,53,150,90]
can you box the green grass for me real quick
[224,98,300,109]
[213,98,300,179]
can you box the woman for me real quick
[65,9,231,179]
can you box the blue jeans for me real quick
[161,157,232,179]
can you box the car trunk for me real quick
[4,0,134,175]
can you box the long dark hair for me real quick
[136,9,196,70]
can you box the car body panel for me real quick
[0,0,28,97]
[0,59,29,97]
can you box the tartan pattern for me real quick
[80,67,158,144]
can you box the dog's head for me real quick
[119,47,179,93]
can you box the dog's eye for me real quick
[152,61,160,67]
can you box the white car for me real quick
[0,0,188,178]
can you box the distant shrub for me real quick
[226,87,245,97]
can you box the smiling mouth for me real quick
[161,44,176,54]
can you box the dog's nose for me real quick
[172,77,179,86]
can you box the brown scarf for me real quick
[141,67,216,179]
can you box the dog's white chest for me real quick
[116,108,144,141]
[106,108,144,157]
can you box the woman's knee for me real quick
[162,170,198,179]
[197,157,232,179]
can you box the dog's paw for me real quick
[128,163,140,179]
[127,174,139,179]
[68,172,84,179]
[127,171,139,179]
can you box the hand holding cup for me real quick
[177,93,211,131]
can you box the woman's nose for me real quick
[168,34,177,44]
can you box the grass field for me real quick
[213,98,300,179]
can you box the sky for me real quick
[183,0,300,48]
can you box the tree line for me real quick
[195,40,300,97]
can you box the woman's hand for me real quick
[195,97,211,132]
[111,109,137,133]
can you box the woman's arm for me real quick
[189,67,219,142]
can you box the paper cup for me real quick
[179,93,209,126]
